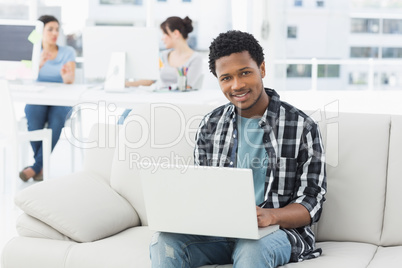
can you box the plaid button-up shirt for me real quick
[194,88,327,262]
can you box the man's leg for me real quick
[150,232,234,268]
[232,230,291,268]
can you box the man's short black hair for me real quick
[208,30,264,77]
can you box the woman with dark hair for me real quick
[125,16,203,90]
[158,16,203,89]
[120,16,203,124]
[19,15,76,182]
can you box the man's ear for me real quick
[260,61,266,78]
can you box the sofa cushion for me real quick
[65,226,155,268]
[316,113,389,245]
[381,115,402,246]
[199,242,378,268]
[16,213,72,241]
[110,103,214,225]
[2,227,155,268]
[280,242,378,268]
[1,237,77,268]
[15,171,140,242]
[366,246,402,268]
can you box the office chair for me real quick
[0,79,52,193]
[18,111,82,173]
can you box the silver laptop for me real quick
[140,165,279,240]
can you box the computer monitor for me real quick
[83,26,159,92]
[0,19,43,81]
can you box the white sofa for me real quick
[2,102,402,268]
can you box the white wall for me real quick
[87,0,232,51]
[285,8,349,58]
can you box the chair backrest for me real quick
[0,80,18,143]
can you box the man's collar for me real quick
[260,88,281,126]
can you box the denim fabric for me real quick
[24,104,72,174]
[149,229,291,268]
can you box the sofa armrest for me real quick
[15,171,140,242]
[16,213,72,241]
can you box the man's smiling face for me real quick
[215,51,268,118]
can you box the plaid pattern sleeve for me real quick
[194,88,327,263]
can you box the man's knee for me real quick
[152,232,181,247]
[150,232,188,268]
[234,238,267,257]
[233,230,291,267]
[150,232,182,259]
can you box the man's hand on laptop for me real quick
[256,206,276,227]
[256,203,311,229]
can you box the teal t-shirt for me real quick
[236,115,268,205]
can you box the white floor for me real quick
[0,131,83,259]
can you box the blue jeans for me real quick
[149,229,291,268]
[24,104,72,174]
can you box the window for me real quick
[381,73,397,86]
[349,72,367,85]
[318,65,340,78]
[316,1,324,7]
[382,47,402,58]
[0,4,29,20]
[287,64,311,78]
[182,0,191,2]
[350,47,378,58]
[383,19,402,34]
[350,18,379,33]
[100,0,143,5]
[157,0,167,2]
[294,0,303,7]
[287,26,297,38]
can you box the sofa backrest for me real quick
[109,103,216,225]
[381,115,402,246]
[108,105,396,244]
[82,123,120,184]
[315,112,390,245]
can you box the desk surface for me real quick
[80,87,228,107]
[10,82,88,107]
[10,82,228,108]
[9,82,402,115]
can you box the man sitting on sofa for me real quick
[149,30,327,268]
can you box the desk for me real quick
[10,82,88,107]
[79,87,228,108]
[10,84,228,139]
[10,83,228,108]
[10,82,402,115]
